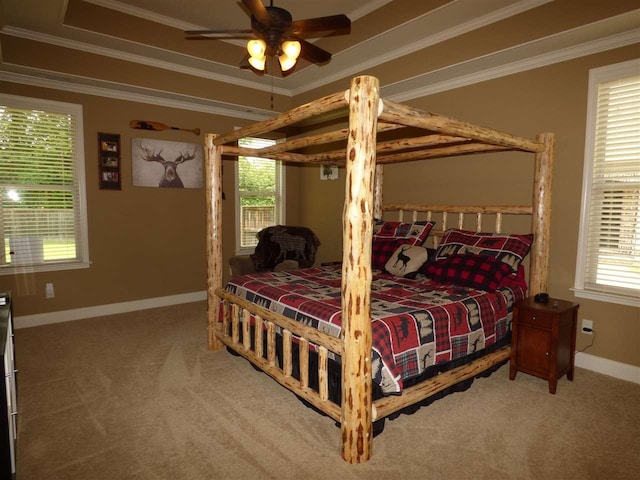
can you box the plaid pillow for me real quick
[372,220,435,270]
[434,229,533,274]
[425,254,513,292]
[373,220,434,243]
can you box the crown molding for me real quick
[383,27,640,102]
[0,68,277,120]
[2,25,291,96]
[287,0,552,94]
[84,0,394,29]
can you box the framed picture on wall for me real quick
[131,137,203,188]
[98,132,121,190]
[320,164,338,180]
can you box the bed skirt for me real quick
[227,327,511,435]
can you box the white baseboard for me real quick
[575,351,640,384]
[14,291,207,329]
[14,295,640,386]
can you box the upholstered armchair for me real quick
[229,225,320,277]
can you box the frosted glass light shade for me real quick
[278,54,296,71]
[281,40,301,60]
[248,55,266,71]
[247,39,266,58]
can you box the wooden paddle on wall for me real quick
[130,120,200,136]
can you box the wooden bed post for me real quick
[205,133,223,351]
[529,132,554,295]
[374,164,383,220]
[340,75,379,463]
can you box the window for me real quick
[574,59,640,307]
[235,137,284,253]
[0,94,89,274]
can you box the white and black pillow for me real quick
[372,220,435,270]
[385,245,429,277]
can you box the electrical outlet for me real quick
[581,319,593,335]
[45,283,55,299]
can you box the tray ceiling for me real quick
[1,0,638,119]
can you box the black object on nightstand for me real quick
[509,296,579,394]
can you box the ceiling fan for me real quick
[185,0,351,75]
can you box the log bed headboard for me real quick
[204,75,554,463]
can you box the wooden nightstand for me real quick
[509,297,579,394]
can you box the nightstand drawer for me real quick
[518,309,553,329]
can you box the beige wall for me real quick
[0,44,637,370]
[0,82,296,316]
[299,46,640,368]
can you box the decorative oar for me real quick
[130,120,200,136]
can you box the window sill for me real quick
[0,261,91,276]
[572,288,639,308]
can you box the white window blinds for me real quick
[0,94,89,273]
[576,60,640,305]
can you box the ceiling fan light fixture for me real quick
[278,53,297,72]
[281,40,301,60]
[247,39,266,58]
[248,55,266,71]
[186,3,351,76]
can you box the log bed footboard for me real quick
[214,288,342,423]
[213,288,512,426]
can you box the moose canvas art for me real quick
[131,138,203,188]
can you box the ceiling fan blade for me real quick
[185,29,255,40]
[186,34,256,40]
[185,29,254,35]
[291,15,351,36]
[242,0,272,25]
[298,39,332,65]
[239,54,251,69]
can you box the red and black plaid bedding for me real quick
[224,265,526,394]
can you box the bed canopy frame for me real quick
[204,75,554,463]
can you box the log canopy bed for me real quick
[204,75,554,463]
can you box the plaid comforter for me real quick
[225,265,526,394]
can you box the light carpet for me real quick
[14,301,640,479]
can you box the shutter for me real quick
[583,74,640,295]
[0,103,83,267]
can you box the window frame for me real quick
[234,136,285,255]
[0,93,90,275]
[573,59,640,307]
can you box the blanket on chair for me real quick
[251,225,321,272]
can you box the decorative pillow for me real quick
[385,245,429,277]
[372,220,435,270]
[373,220,435,244]
[425,254,513,292]
[372,238,404,271]
[498,265,528,292]
[434,229,533,274]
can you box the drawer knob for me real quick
[545,352,549,356]
[532,316,536,320]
